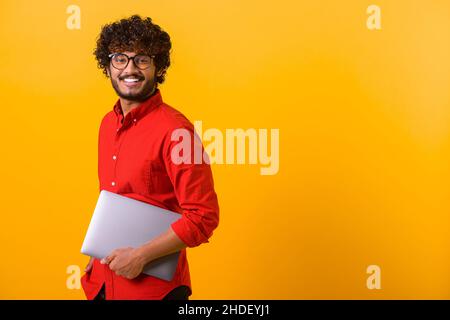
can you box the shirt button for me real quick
[133,119,137,123]
[111,181,116,186]
[112,155,117,160]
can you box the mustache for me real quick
[118,74,145,81]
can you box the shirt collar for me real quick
[113,88,163,124]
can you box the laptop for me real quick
[81,190,182,281]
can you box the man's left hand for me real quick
[101,247,144,280]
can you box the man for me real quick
[81,15,220,300]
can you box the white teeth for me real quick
[124,78,139,83]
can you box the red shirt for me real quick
[81,89,220,300]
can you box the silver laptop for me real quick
[81,190,182,281]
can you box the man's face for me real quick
[107,51,159,102]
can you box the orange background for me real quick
[0,0,449,299]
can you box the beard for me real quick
[110,75,156,102]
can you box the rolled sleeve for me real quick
[163,124,220,248]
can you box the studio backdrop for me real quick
[0,0,449,299]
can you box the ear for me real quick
[156,68,165,77]
[106,67,110,78]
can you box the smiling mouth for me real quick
[124,78,140,83]
[120,77,144,86]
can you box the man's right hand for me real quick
[85,257,94,273]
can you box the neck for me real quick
[120,87,156,118]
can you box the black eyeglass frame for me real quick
[108,53,156,70]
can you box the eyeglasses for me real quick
[108,53,155,70]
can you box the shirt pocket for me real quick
[144,160,174,195]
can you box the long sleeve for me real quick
[162,122,220,248]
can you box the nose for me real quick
[123,57,140,74]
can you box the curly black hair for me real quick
[94,15,172,84]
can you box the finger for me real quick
[109,260,117,271]
[101,253,116,265]
[84,264,92,272]
[117,271,131,279]
[113,265,122,275]
[84,258,94,272]
[125,273,136,280]
[112,264,126,276]
[101,256,110,264]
